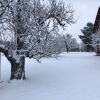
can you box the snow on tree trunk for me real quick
[9,0,26,80]
[10,56,25,80]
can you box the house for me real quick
[93,7,100,55]
[93,7,100,33]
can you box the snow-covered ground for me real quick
[0,52,100,100]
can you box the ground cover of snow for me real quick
[0,52,100,100]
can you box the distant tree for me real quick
[52,35,63,54]
[61,34,79,53]
[0,0,75,80]
[62,34,73,52]
[70,38,79,52]
[79,42,86,52]
[79,22,94,52]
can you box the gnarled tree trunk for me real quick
[66,46,69,53]
[0,47,26,80]
[9,0,26,80]
[10,56,25,80]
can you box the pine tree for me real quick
[79,22,94,52]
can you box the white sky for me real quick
[61,0,100,42]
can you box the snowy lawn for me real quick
[0,52,100,100]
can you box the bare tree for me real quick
[62,34,73,53]
[0,0,75,80]
[70,38,79,52]
[60,34,79,53]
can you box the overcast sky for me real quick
[61,0,100,42]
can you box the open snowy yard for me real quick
[0,52,100,100]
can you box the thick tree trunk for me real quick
[0,47,26,80]
[0,0,26,80]
[66,46,69,53]
[9,0,26,80]
[10,56,26,80]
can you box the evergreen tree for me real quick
[79,22,94,52]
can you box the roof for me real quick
[92,7,100,33]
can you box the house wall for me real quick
[93,7,100,33]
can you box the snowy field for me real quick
[0,52,100,100]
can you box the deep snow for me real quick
[0,52,100,100]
